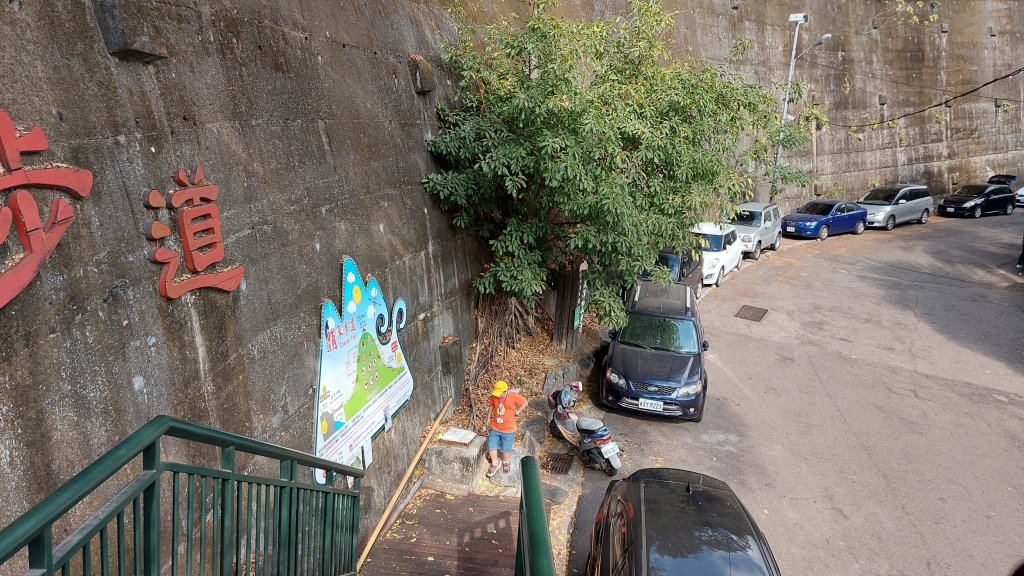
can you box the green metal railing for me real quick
[514,456,554,576]
[0,416,363,576]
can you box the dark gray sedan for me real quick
[585,468,781,576]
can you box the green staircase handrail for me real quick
[0,415,364,573]
[515,455,555,576]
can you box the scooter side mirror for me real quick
[570,380,583,392]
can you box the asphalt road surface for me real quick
[569,210,1024,576]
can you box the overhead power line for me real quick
[800,57,1024,104]
[826,65,1024,129]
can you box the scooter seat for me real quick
[577,416,604,434]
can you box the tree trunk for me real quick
[553,259,584,352]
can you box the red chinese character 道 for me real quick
[142,165,244,299]
[0,109,93,309]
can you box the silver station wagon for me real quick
[857,184,933,230]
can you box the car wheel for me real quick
[770,234,781,251]
[1006,203,1015,215]
[854,220,866,235]
[714,267,724,287]
[750,242,762,261]
[973,206,982,218]
[918,209,929,224]
[884,215,896,231]
[817,225,829,241]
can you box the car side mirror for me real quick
[608,329,618,340]
[702,341,710,351]
[898,199,907,204]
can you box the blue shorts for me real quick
[486,429,515,453]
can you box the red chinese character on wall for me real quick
[0,109,93,309]
[142,165,244,299]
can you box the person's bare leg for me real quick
[488,449,498,464]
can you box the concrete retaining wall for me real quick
[0,0,480,551]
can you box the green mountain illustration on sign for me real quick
[344,332,407,421]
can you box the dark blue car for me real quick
[781,199,867,240]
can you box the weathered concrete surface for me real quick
[570,214,1024,575]
[0,0,480,556]
[421,433,486,496]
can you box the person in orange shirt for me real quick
[485,380,528,477]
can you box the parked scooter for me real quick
[548,381,622,476]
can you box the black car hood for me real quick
[944,195,980,205]
[609,342,701,383]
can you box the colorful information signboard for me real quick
[313,257,412,482]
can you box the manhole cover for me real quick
[735,305,768,322]
[540,453,575,475]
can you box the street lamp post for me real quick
[775,12,831,168]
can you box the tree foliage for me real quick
[424,0,796,327]
[870,0,941,30]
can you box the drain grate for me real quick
[735,305,768,322]
[539,452,576,475]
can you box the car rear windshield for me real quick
[859,188,900,205]
[696,233,724,252]
[730,210,762,227]
[953,185,986,197]
[656,253,681,279]
[796,202,833,215]
[618,314,699,354]
[643,480,771,576]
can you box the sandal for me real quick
[486,462,499,477]
[502,461,511,474]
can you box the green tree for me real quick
[424,0,795,332]
[870,0,941,30]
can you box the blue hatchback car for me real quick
[781,199,867,241]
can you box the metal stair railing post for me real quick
[219,447,235,576]
[277,459,296,576]
[142,439,161,576]
[515,456,554,576]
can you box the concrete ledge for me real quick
[421,433,486,497]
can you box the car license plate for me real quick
[945,207,954,213]
[785,226,795,232]
[638,398,663,411]
[600,442,620,458]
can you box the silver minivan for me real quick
[857,184,933,230]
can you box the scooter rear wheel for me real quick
[603,459,619,476]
